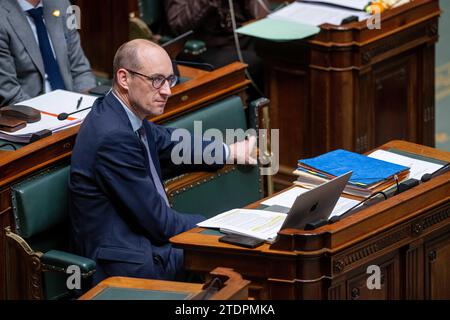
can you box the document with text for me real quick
[198,209,287,243]
[367,150,444,180]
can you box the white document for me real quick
[261,186,359,217]
[300,0,370,11]
[269,2,369,26]
[0,90,98,143]
[198,188,360,242]
[261,187,309,207]
[329,196,360,218]
[368,150,443,180]
[198,209,287,242]
[20,89,96,117]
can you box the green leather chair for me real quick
[5,166,96,300]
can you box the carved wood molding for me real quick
[328,284,344,300]
[362,23,429,65]
[166,165,237,200]
[5,227,43,299]
[405,246,423,299]
[333,202,450,275]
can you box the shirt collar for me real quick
[17,0,43,12]
[111,91,143,133]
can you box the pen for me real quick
[76,97,83,110]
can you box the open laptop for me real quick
[279,171,353,231]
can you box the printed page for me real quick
[300,0,370,11]
[368,149,443,180]
[1,90,99,139]
[269,2,369,26]
[19,90,98,120]
[261,187,360,217]
[262,187,309,207]
[198,209,287,241]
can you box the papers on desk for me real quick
[236,0,371,41]
[198,187,360,242]
[300,0,370,11]
[236,18,320,41]
[198,209,287,243]
[261,187,360,218]
[367,150,444,180]
[0,90,98,143]
[268,2,370,26]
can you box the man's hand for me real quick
[228,135,258,165]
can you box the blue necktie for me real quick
[26,7,66,90]
[137,126,170,206]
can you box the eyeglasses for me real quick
[125,69,178,89]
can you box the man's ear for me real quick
[116,69,130,91]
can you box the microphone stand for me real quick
[57,106,92,121]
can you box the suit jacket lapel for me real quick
[105,93,163,180]
[2,0,45,78]
[104,92,157,178]
[43,0,69,83]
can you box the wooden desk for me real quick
[255,0,441,188]
[79,267,250,300]
[0,62,250,300]
[171,140,450,300]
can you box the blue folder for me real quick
[299,149,409,186]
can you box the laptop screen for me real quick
[280,171,352,230]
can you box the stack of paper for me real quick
[0,90,98,143]
[268,2,370,26]
[198,209,287,243]
[294,149,410,197]
[300,0,370,11]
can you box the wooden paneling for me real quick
[372,54,417,146]
[256,0,441,189]
[72,0,131,77]
[404,240,425,299]
[425,228,450,299]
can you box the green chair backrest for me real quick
[11,166,70,241]
[11,165,71,299]
[164,96,262,218]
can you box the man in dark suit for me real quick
[0,0,96,106]
[69,39,256,284]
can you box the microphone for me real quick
[57,106,92,121]
[328,177,420,225]
[421,162,450,183]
